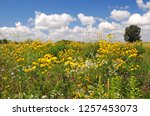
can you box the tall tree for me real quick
[124,25,141,42]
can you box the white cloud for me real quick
[98,21,115,30]
[15,22,22,27]
[98,21,125,41]
[35,11,75,30]
[110,9,131,21]
[136,0,150,10]
[128,11,150,25]
[27,18,35,26]
[0,22,48,41]
[127,10,150,42]
[48,26,99,42]
[77,13,95,26]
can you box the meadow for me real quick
[0,37,150,99]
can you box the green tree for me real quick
[2,39,8,44]
[124,25,141,42]
[0,39,2,44]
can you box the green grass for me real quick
[140,42,150,98]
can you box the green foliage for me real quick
[109,76,123,99]
[124,25,141,43]
[82,42,99,58]
[24,39,34,43]
[50,42,66,56]
[0,39,8,44]
[125,76,142,99]
[3,39,8,44]
[134,41,145,55]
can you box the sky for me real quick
[0,0,150,42]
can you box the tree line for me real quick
[0,39,8,44]
[0,25,141,44]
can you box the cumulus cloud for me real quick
[136,0,150,10]
[110,9,131,21]
[98,21,125,41]
[98,21,115,30]
[48,26,99,42]
[128,11,150,25]
[127,10,150,42]
[77,13,95,26]
[0,22,48,41]
[35,11,75,30]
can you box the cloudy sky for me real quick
[0,0,150,42]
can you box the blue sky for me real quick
[0,0,150,42]
[0,0,139,26]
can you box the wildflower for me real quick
[32,62,38,66]
[2,76,7,80]
[11,72,15,75]
[130,68,135,71]
[24,69,30,73]
[64,61,70,66]
[51,57,57,61]
[45,59,51,63]
[31,66,36,70]
[42,70,47,74]
[1,68,5,72]
[129,54,137,58]
[67,57,72,60]
[42,95,48,99]
[40,63,46,67]
[16,58,24,62]
[106,34,114,40]
[44,54,52,58]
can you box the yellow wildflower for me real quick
[40,64,45,68]
[31,66,36,70]
[24,69,30,73]
[51,57,57,61]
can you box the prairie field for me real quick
[0,39,150,99]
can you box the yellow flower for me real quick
[44,54,52,58]
[129,54,137,58]
[67,57,72,60]
[42,70,47,74]
[31,66,36,70]
[48,66,52,69]
[106,34,114,40]
[65,68,70,74]
[86,76,91,83]
[51,57,57,61]
[70,62,76,68]
[2,76,7,80]
[40,64,45,68]
[45,59,51,63]
[16,58,24,62]
[32,62,38,66]
[38,58,43,62]
[60,58,64,63]
[24,69,30,73]
[130,68,135,71]
[64,61,70,66]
